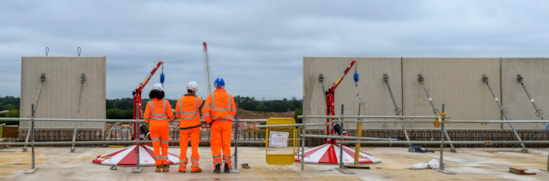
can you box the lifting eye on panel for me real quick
[482,74,488,83]
[418,74,424,82]
[517,74,523,83]
[383,73,389,82]
[318,73,324,83]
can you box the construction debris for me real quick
[509,167,536,175]
[344,165,370,169]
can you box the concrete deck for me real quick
[1,146,548,180]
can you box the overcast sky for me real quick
[2,0,549,100]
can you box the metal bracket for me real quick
[319,73,324,83]
[24,168,38,174]
[517,74,523,83]
[132,167,142,173]
[335,167,354,174]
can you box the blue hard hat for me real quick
[214,77,225,88]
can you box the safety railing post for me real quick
[300,119,305,171]
[24,104,38,174]
[335,104,353,174]
[339,104,344,169]
[232,116,240,173]
[439,104,445,171]
[354,103,362,164]
[132,103,142,173]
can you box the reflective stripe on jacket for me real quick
[201,88,236,123]
[144,99,174,126]
[176,94,203,129]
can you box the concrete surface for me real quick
[1,146,548,180]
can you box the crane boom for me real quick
[132,61,164,139]
[136,61,164,94]
[203,42,212,94]
[324,60,357,138]
[330,60,357,92]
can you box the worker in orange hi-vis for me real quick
[201,77,236,173]
[175,81,203,173]
[144,83,174,173]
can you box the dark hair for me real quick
[149,90,165,99]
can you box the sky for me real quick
[1,0,549,100]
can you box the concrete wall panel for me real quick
[501,58,549,129]
[20,57,106,129]
[402,58,502,129]
[304,57,549,131]
[303,57,402,130]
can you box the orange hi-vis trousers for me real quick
[179,127,201,171]
[150,124,170,166]
[210,120,232,168]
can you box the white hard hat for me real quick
[152,83,164,91]
[187,81,198,92]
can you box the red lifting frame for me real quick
[325,60,357,140]
[132,61,164,139]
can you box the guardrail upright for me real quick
[232,116,240,173]
[24,104,38,174]
[132,103,142,173]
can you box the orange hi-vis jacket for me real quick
[144,99,174,126]
[175,94,203,129]
[202,89,236,123]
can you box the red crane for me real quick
[323,60,357,141]
[132,61,164,139]
[93,61,182,166]
[295,60,381,164]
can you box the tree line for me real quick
[0,96,303,124]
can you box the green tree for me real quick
[106,108,133,119]
[293,107,303,124]
[0,96,20,125]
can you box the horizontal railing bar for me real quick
[335,140,549,144]
[0,118,267,123]
[301,134,397,141]
[299,115,442,119]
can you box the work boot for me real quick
[191,168,202,173]
[155,165,162,172]
[162,164,170,172]
[213,164,221,173]
[224,164,230,173]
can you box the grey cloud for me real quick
[2,0,549,100]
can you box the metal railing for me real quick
[0,115,267,174]
[2,113,549,173]
[292,106,549,174]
